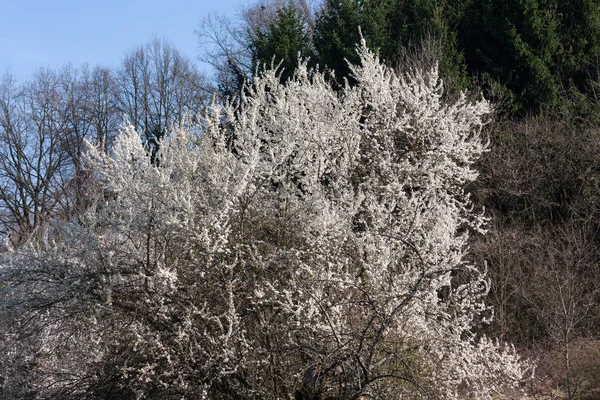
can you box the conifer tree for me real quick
[251,2,313,83]
[314,0,468,91]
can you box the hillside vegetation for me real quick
[2,1,600,398]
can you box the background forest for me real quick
[2,0,600,398]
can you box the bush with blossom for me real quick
[0,40,531,399]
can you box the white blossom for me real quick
[0,41,531,399]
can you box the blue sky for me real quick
[1,0,244,81]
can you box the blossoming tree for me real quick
[0,41,530,399]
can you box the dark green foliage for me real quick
[394,0,469,92]
[454,0,562,114]
[314,0,469,91]
[236,0,600,114]
[314,0,393,82]
[251,2,313,83]
[555,0,600,106]
[455,0,600,115]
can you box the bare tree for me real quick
[197,0,315,95]
[81,65,119,154]
[472,113,600,399]
[116,37,210,161]
[0,64,121,249]
[0,70,72,246]
[52,64,120,218]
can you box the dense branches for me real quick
[470,114,600,398]
[0,39,208,250]
[1,41,529,399]
[2,1,599,398]
[116,38,210,141]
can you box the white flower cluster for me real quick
[0,41,531,399]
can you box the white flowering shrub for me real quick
[0,41,531,399]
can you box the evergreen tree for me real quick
[555,0,600,111]
[391,0,469,92]
[314,0,394,83]
[454,0,571,114]
[251,2,314,83]
[314,0,468,91]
